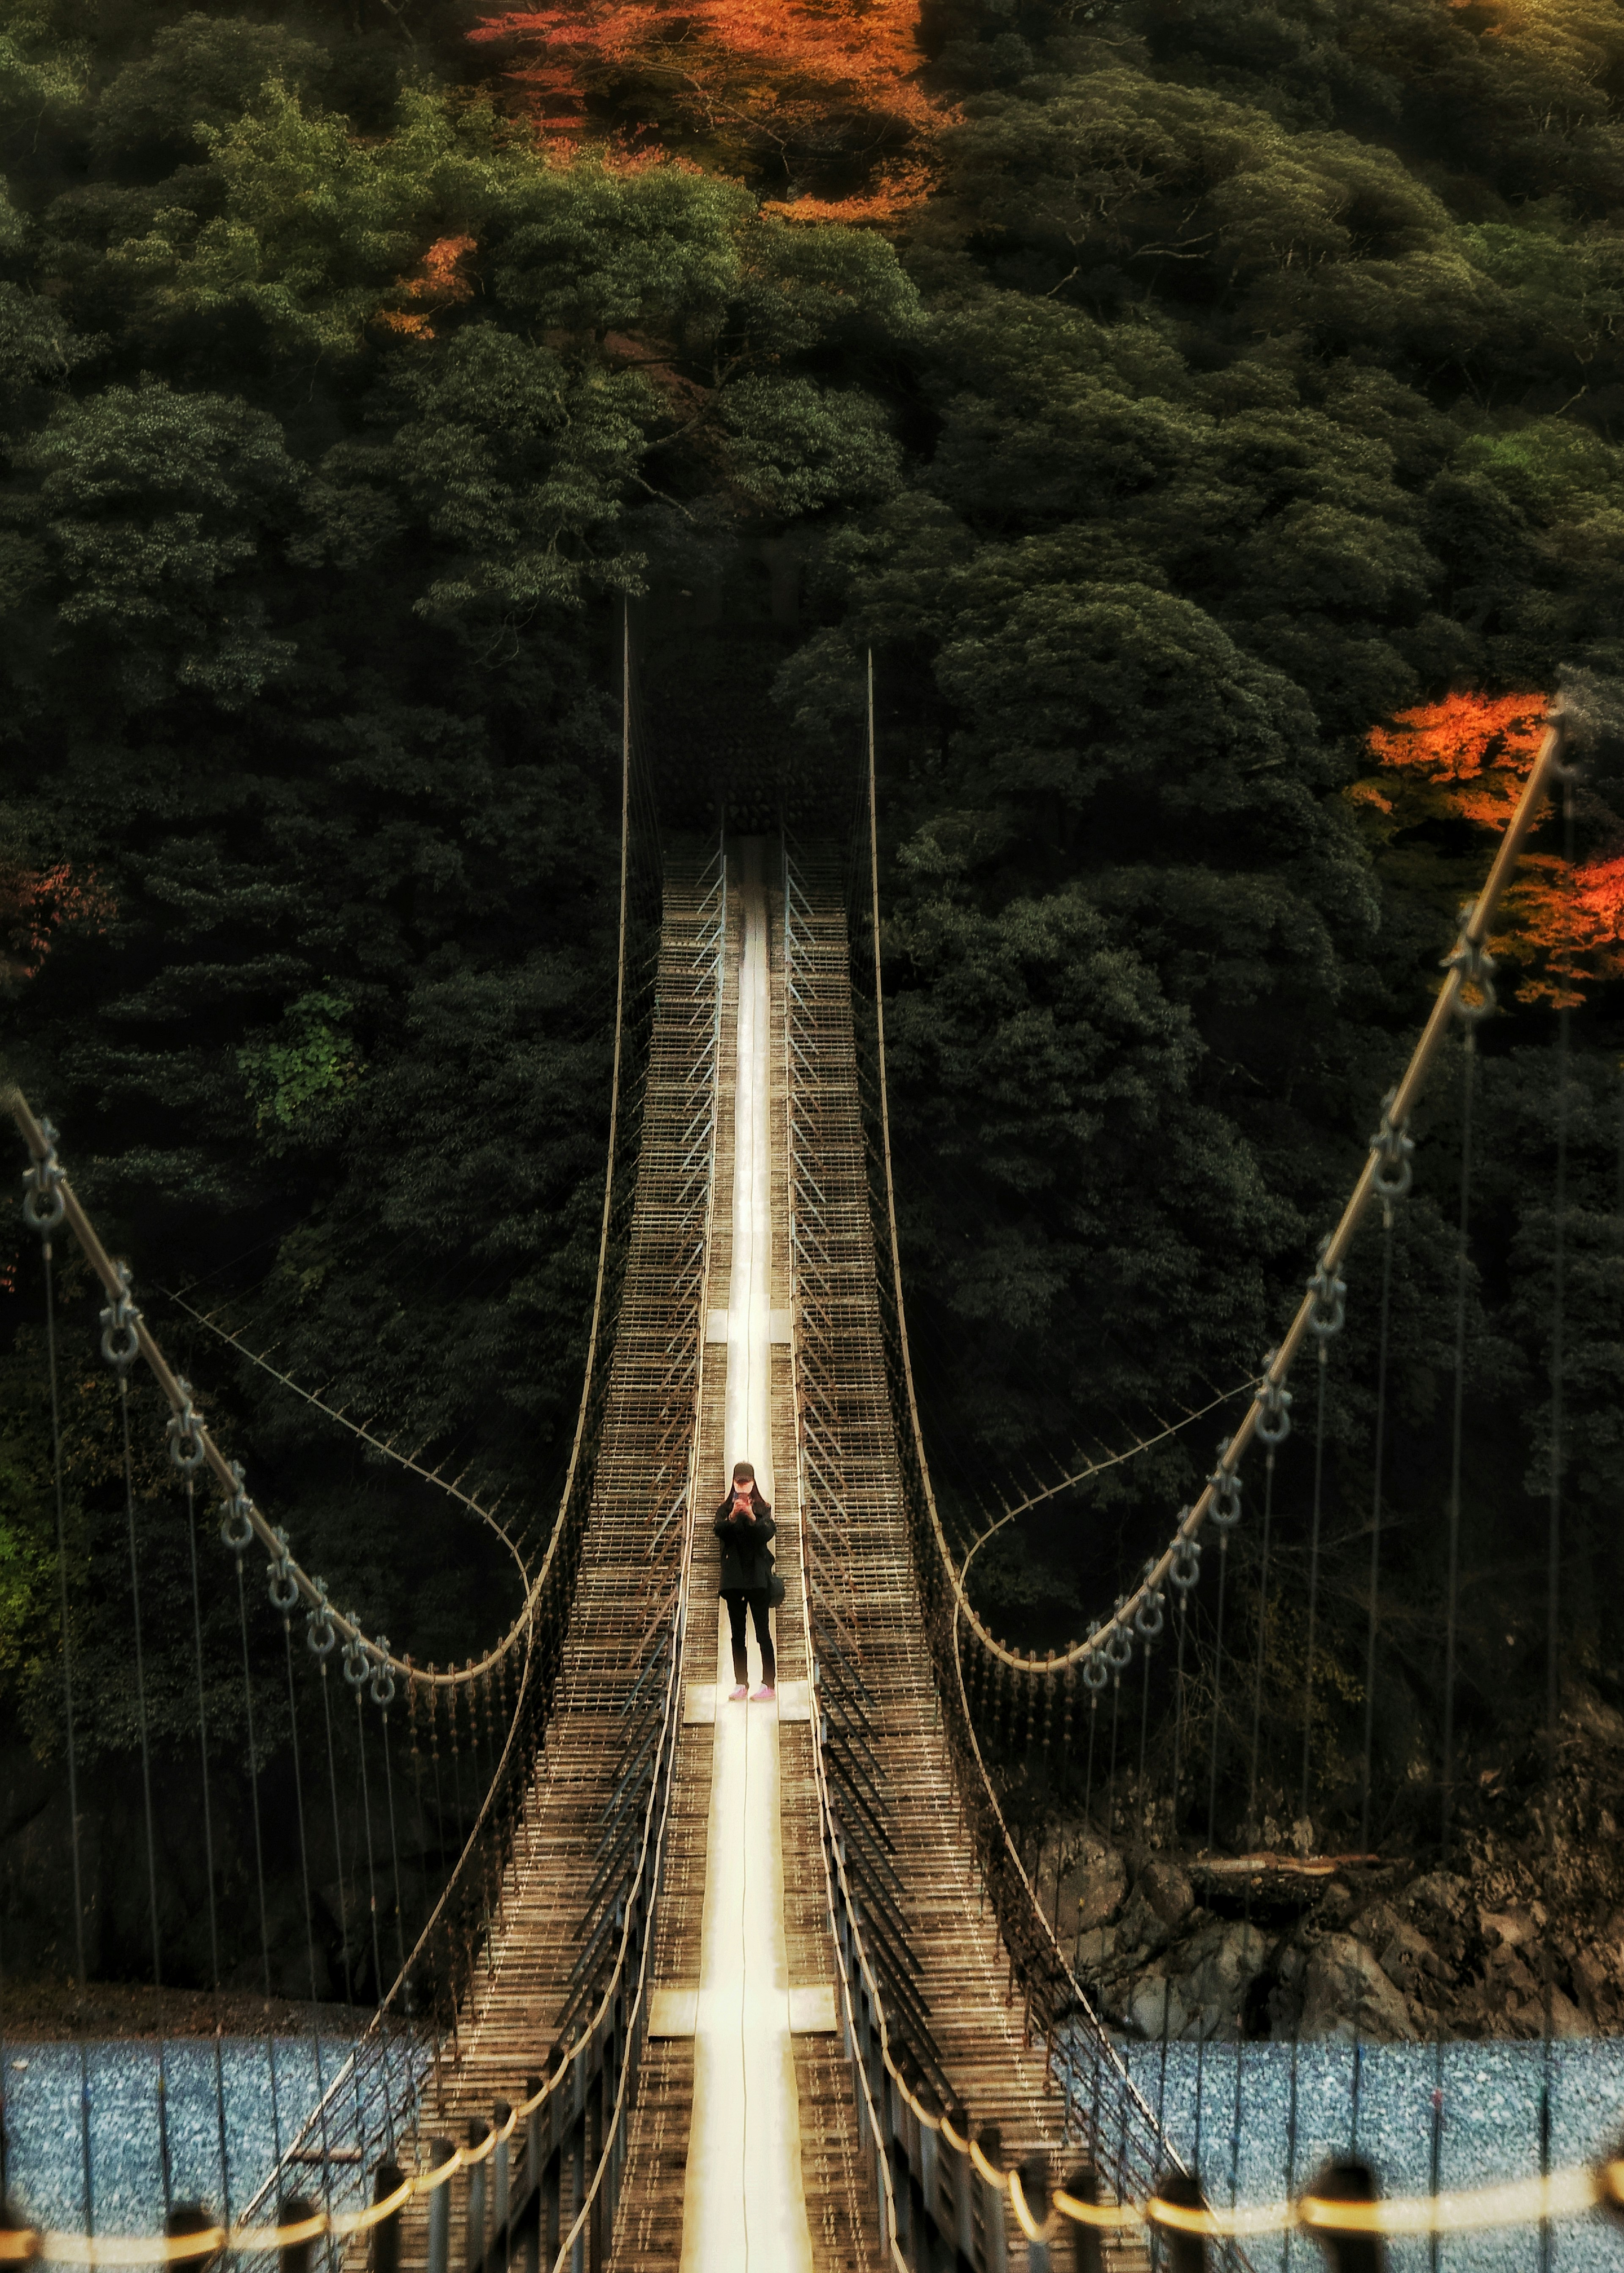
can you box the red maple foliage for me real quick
[471,0,939,214]
[376,233,480,339]
[1358,691,1623,1007]
[1,861,114,987]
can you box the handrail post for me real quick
[491,2103,512,2273]
[1062,2162,1103,2273]
[1307,2158,1386,2273]
[465,2120,491,2273]
[370,2164,404,2273]
[277,2196,317,2273]
[425,2141,455,2273]
[976,2129,1009,2273]
[524,2075,544,2273]
[1156,2171,1209,2273]
[1020,2155,1053,2273]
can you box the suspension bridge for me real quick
[3,678,1622,2273]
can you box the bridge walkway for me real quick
[609,839,878,2273]
[379,846,722,2273]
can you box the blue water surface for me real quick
[1116,2037,1624,2273]
[0,2036,424,2241]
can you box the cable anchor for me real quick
[1134,1563,1165,1641]
[1208,1444,1242,1531]
[166,1377,208,1473]
[21,1117,65,1233]
[1081,1648,1109,1693]
[218,1459,255,1553]
[98,1261,142,1372]
[370,1637,398,1712]
[1169,1529,1202,1595]
[1308,1240,1347,1341]
[1443,903,1497,1024]
[1369,1087,1414,1202]
[267,1525,299,1615]
[306,1583,337,1659]
[341,1620,371,1690]
[1105,1603,1134,1676]
[1256,1359,1292,1446]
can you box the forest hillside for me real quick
[3,0,1624,2004]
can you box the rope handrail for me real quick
[0,693,663,1696]
[959,1376,1263,1579]
[919,705,1569,1677]
[164,1290,528,1572]
[7,2141,1613,2257]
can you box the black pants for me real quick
[724,1590,775,1689]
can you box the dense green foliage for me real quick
[4,0,1624,1983]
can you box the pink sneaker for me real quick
[751,1685,776,1703]
[729,1684,748,1702]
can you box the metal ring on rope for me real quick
[1370,1087,1414,1202]
[306,1588,337,1659]
[370,1638,398,1713]
[1308,1243,1347,1342]
[99,1261,142,1372]
[1256,1362,1292,1447]
[1208,1447,1243,1532]
[166,1378,208,1473]
[218,1460,255,1553]
[1170,1535,1201,1594]
[267,1526,300,1615]
[20,1115,64,1232]
[341,1623,370,1691]
[1443,904,1498,1024]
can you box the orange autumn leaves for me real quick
[471,0,937,217]
[1356,690,1622,1007]
[377,233,479,340]
[1,860,112,988]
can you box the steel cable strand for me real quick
[1540,759,1579,2273]
[0,641,658,1705]
[246,788,724,2235]
[840,674,1601,2251]
[847,691,1193,2216]
[879,709,1571,1692]
[27,1149,87,1988]
[107,1300,164,1993]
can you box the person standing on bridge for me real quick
[715,1460,776,1702]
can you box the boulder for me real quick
[1480,1906,1537,1951]
[1128,1974,1189,2042]
[1299,1935,1419,2043]
[1140,1861,1195,1927]
[1074,1926,1117,1976]
[1058,1841,1126,1937]
[1405,1871,1468,1921]
[1174,1919,1270,2041]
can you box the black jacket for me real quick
[713,1490,776,1593]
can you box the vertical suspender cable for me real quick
[1540,773,1576,2273]
[1359,1209,1396,1870]
[285,1615,336,2223]
[1440,1033,1477,1862]
[182,1466,233,2227]
[320,1660,354,2010]
[40,1223,87,1988]
[233,1548,280,2162]
[184,1477,222,1991]
[118,1365,162,1989]
[1299,1348,1330,1833]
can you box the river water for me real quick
[1120,2038,1624,2273]
[2,2036,428,2246]
[8,2032,1624,2268]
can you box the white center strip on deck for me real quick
[680,838,814,2273]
